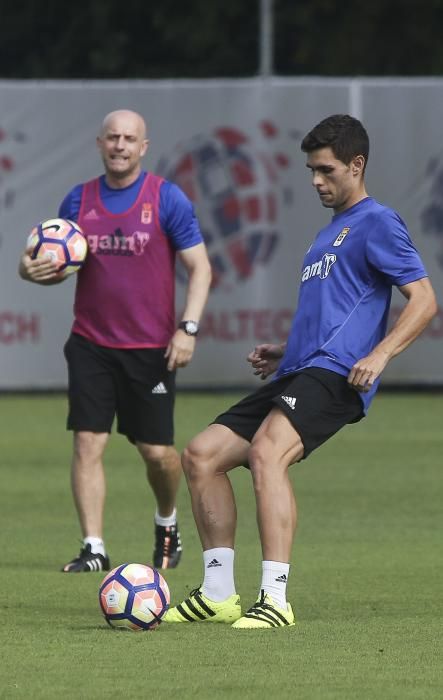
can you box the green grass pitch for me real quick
[1,391,442,699]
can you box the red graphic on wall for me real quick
[157,121,302,290]
[0,125,27,216]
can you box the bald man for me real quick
[19,110,212,573]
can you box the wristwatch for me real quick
[179,320,200,336]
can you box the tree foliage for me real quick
[1,0,443,78]
[274,0,443,76]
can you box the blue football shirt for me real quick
[58,171,203,250]
[276,197,428,412]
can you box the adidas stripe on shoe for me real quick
[164,588,241,624]
[62,544,110,573]
[231,590,295,629]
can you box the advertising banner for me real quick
[0,79,441,389]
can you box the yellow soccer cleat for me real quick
[232,590,295,629]
[164,587,241,624]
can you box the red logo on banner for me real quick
[0,125,27,214]
[0,312,40,344]
[157,121,301,291]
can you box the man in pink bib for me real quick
[19,110,212,573]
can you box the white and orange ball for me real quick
[99,563,170,631]
[27,218,87,279]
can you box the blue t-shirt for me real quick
[276,197,428,412]
[58,171,203,250]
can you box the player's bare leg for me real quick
[71,431,109,538]
[232,408,300,628]
[137,443,183,568]
[62,431,110,572]
[182,424,249,549]
[164,425,248,623]
[137,443,182,516]
[249,407,302,562]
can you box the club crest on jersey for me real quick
[333,227,350,246]
[141,203,153,224]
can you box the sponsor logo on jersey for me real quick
[301,253,337,282]
[333,227,350,246]
[86,228,150,256]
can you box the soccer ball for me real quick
[27,218,87,279]
[99,563,170,631]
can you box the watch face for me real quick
[186,321,199,335]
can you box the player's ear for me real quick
[351,155,365,176]
[140,138,149,157]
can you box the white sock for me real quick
[84,537,105,557]
[261,560,290,610]
[154,508,177,527]
[201,548,236,602]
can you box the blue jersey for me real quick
[58,171,203,251]
[276,197,428,412]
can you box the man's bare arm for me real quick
[348,277,437,392]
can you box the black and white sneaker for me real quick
[62,544,110,573]
[153,523,182,569]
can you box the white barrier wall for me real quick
[0,78,442,389]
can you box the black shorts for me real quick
[213,368,364,460]
[64,333,175,444]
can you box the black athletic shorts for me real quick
[213,367,364,460]
[64,332,175,444]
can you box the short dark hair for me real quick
[301,114,369,170]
